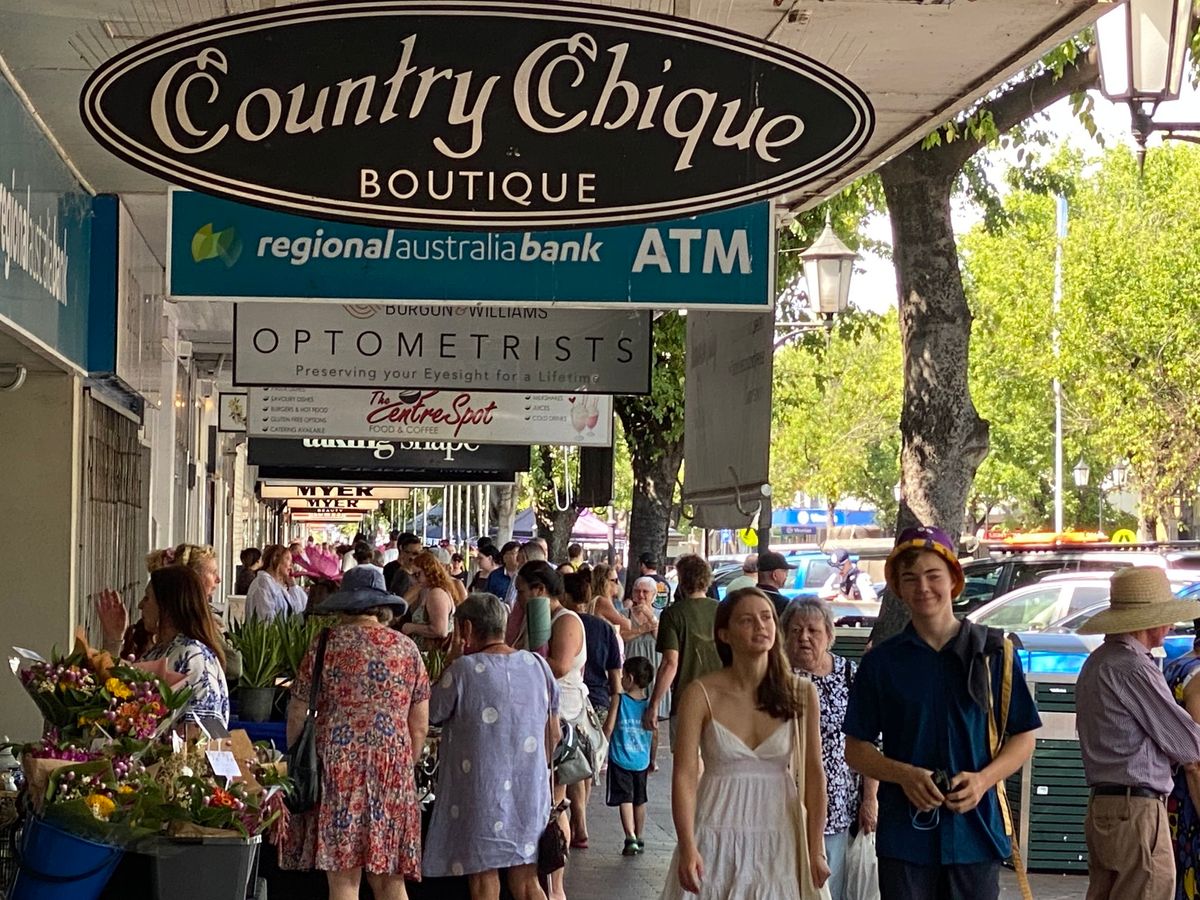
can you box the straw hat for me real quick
[1076,566,1198,635]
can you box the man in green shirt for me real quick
[643,555,721,750]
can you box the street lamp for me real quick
[1072,458,1091,489]
[801,216,858,321]
[775,217,858,340]
[1111,459,1130,489]
[1096,0,1200,150]
[1098,460,1131,535]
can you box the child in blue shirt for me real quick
[603,655,655,856]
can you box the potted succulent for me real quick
[228,619,283,723]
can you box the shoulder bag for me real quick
[985,637,1033,900]
[791,676,833,900]
[284,627,331,814]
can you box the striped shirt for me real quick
[1076,634,1200,794]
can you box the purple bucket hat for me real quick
[884,525,965,597]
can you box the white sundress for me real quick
[661,691,803,900]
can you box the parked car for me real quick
[965,577,1113,633]
[959,549,1179,615]
[1000,582,1200,675]
[780,551,843,602]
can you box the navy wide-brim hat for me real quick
[311,565,408,616]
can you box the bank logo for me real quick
[191,223,242,267]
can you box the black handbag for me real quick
[284,628,331,814]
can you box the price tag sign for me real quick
[206,749,243,785]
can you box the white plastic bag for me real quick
[843,832,881,900]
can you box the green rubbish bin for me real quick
[1005,675,1089,873]
[832,628,871,664]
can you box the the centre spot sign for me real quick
[81,0,873,230]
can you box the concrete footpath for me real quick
[565,731,1088,899]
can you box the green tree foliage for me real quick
[960,190,1059,528]
[770,310,903,522]
[960,145,1200,536]
[1060,145,1200,536]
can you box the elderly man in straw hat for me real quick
[1076,566,1200,900]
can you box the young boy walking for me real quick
[604,656,655,856]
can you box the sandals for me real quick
[622,837,638,856]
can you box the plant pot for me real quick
[150,835,261,900]
[239,687,275,723]
[9,816,123,900]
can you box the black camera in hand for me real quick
[931,769,954,797]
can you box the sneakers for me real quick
[622,836,645,856]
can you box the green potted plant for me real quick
[228,619,282,723]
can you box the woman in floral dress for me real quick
[1167,635,1200,899]
[782,599,878,900]
[283,567,429,900]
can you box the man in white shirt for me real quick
[823,549,878,602]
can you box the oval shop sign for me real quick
[81,0,874,229]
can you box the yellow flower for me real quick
[105,677,132,699]
[85,794,116,821]
[117,785,134,794]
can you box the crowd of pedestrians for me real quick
[88,524,1200,900]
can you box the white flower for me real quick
[180,766,194,778]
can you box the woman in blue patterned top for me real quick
[140,564,231,726]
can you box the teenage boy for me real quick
[604,656,656,856]
[843,526,1042,900]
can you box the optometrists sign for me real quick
[82,1,873,229]
[247,387,612,446]
[234,302,651,393]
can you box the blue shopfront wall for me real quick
[0,71,92,368]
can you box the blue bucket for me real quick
[9,816,123,900]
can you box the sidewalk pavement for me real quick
[566,727,1088,899]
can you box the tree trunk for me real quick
[624,438,685,599]
[532,446,581,562]
[492,482,518,545]
[870,148,991,645]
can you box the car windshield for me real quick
[974,587,1068,631]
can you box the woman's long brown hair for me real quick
[149,565,226,667]
[714,587,801,720]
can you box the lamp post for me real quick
[1096,0,1200,153]
[1072,458,1091,532]
[774,216,858,340]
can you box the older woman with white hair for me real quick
[423,592,561,900]
[625,575,669,728]
[781,599,878,900]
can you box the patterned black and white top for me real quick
[801,653,860,834]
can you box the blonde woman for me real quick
[97,542,223,659]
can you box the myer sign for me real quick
[234,303,651,393]
[261,483,411,500]
[168,190,771,309]
[81,1,873,229]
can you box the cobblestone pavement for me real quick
[566,728,1088,900]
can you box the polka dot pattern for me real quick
[482,707,499,725]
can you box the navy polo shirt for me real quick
[842,622,1041,866]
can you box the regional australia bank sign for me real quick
[82,0,874,230]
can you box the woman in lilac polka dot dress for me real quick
[424,592,562,898]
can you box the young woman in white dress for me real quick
[664,587,830,900]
